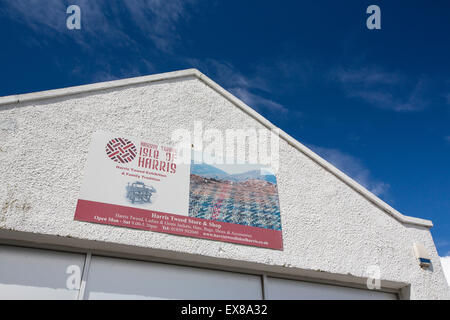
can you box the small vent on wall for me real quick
[413,243,431,268]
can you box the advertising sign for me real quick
[74,131,283,250]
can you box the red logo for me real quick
[105,138,137,163]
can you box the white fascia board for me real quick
[0,68,433,228]
[0,69,197,107]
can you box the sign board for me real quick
[74,131,283,250]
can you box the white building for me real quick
[0,69,448,300]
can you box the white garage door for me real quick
[0,245,85,300]
[0,245,398,300]
[266,277,397,300]
[85,256,262,300]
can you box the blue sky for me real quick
[0,1,449,256]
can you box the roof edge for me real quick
[0,68,433,228]
[0,69,199,107]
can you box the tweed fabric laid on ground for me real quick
[189,174,282,230]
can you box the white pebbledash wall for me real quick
[0,69,448,299]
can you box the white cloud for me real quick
[230,87,288,114]
[331,67,430,112]
[1,0,67,33]
[1,0,194,51]
[440,256,450,286]
[333,67,401,86]
[445,93,450,105]
[1,1,124,46]
[2,3,288,112]
[310,146,390,197]
[187,58,269,91]
[1,1,201,81]
[122,0,196,52]
[187,58,287,114]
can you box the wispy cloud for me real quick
[310,145,390,197]
[0,0,66,33]
[1,0,194,52]
[0,0,198,82]
[1,1,126,47]
[333,67,401,86]
[187,58,288,114]
[122,0,196,52]
[252,58,316,91]
[230,88,288,113]
[445,93,450,105]
[331,67,431,112]
[187,59,269,91]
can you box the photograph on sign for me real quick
[189,153,282,232]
